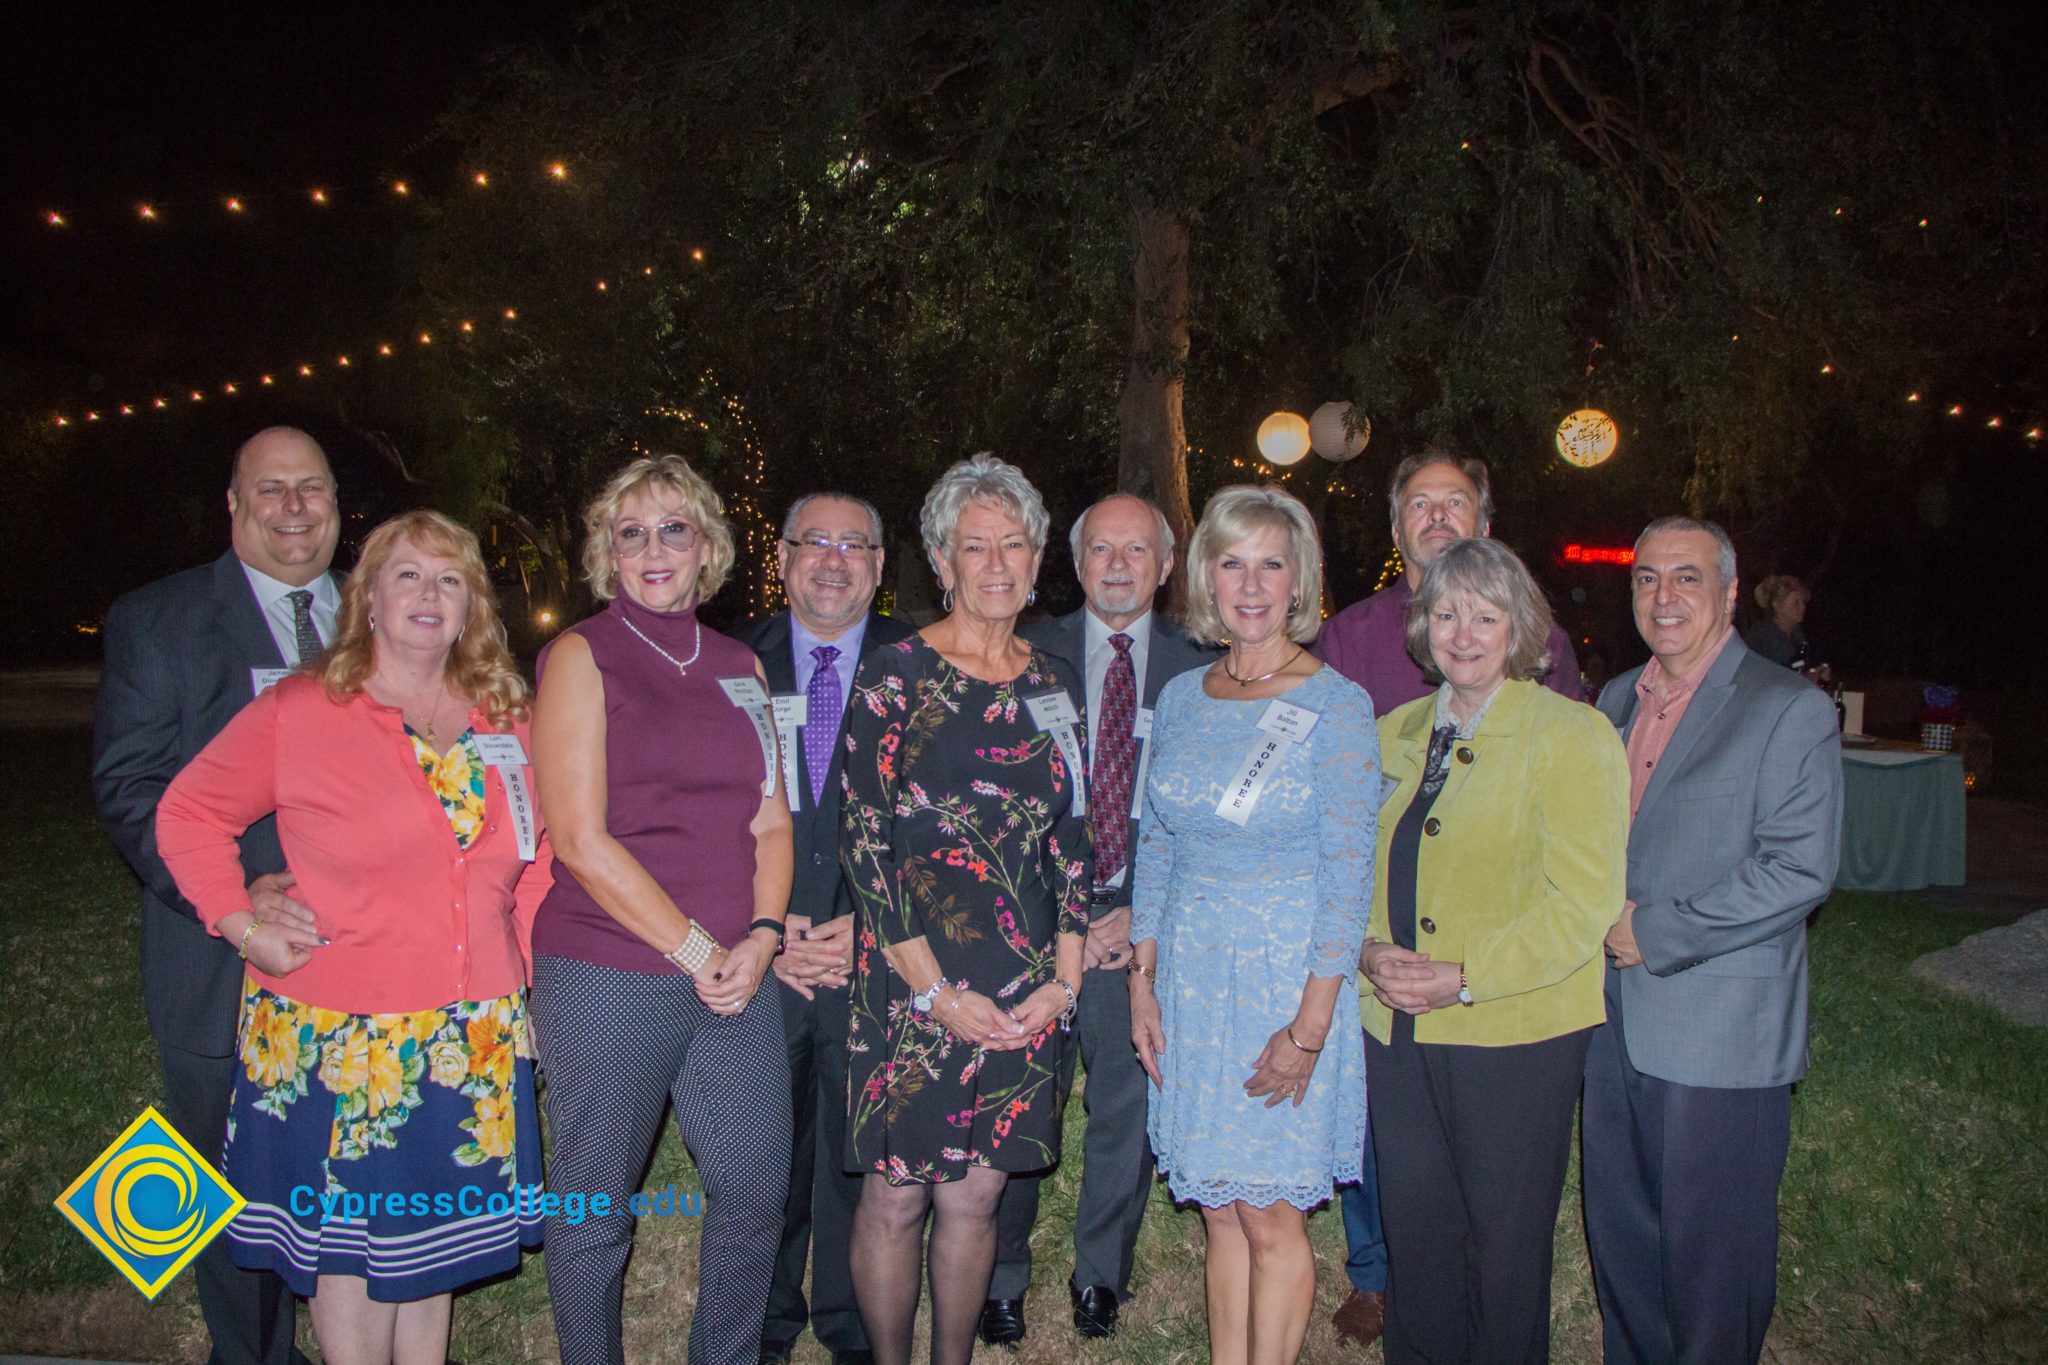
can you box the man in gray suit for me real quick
[93,426,339,1365]
[1584,515,1842,1365]
[980,493,1216,1344]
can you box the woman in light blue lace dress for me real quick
[1128,485,1377,1365]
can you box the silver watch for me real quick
[912,977,953,1014]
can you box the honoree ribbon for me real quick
[1025,689,1087,817]
[1215,700,1320,828]
[1128,707,1155,821]
[770,693,809,812]
[718,677,780,799]
[471,732,539,861]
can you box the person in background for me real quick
[1584,517,1843,1365]
[738,492,913,1365]
[1360,537,1628,1364]
[839,454,1089,1365]
[1746,574,1824,677]
[1310,446,1580,1347]
[528,455,794,1365]
[983,493,1214,1345]
[1130,484,1377,1365]
[156,510,553,1365]
[93,425,341,1365]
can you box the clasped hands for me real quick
[770,912,855,999]
[934,981,1069,1051]
[1360,941,1465,1015]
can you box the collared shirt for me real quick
[1315,579,1584,714]
[240,561,339,666]
[1431,679,1504,741]
[791,613,870,702]
[1625,624,1736,820]
[1083,607,1151,891]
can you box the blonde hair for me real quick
[1404,537,1555,683]
[1182,485,1325,646]
[1754,574,1807,612]
[580,454,736,603]
[320,510,529,729]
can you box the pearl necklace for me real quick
[621,613,702,675]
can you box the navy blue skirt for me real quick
[220,978,544,1301]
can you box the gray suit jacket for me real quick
[1020,608,1217,892]
[1596,633,1843,1088]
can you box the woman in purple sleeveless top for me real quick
[528,455,795,1365]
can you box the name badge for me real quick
[470,732,537,861]
[771,693,808,811]
[719,677,780,798]
[1216,701,1320,828]
[250,668,290,697]
[1025,690,1087,817]
[1378,773,1404,808]
[1129,707,1156,821]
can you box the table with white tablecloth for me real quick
[1836,742,1967,892]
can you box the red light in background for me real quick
[1564,544,1635,565]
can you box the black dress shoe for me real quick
[759,1341,796,1365]
[979,1295,1028,1346]
[1071,1282,1119,1339]
[831,1352,877,1365]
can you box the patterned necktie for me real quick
[1091,632,1138,884]
[804,645,842,806]
[287,589,324,665]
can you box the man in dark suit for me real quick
[92,426,341,1365]
[739,492,915,1365]
[980,493,1216,1344]
[1585,516,1842,1365]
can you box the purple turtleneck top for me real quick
[531,593,771,972]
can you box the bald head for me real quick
[227,427,339,586]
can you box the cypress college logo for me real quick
[54,1106,245,1299]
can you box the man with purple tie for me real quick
[981,493,1216,1345]
[739,494,915,1365]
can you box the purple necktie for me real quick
[1092,633,1137,883]
[804,645,842,805]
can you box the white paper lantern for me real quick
[1555,408,1619,468]
[1310,402,1370,461]
[1257,411,1311,466]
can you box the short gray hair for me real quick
[1067,493,1175,566]
[1387,448,1495,536]
[1635,515,1737,586]
[1182,485,1324,647]
[781,491,883,545]
[1405,538,1555,682]
[918,453,1050,567]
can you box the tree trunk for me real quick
[1116,202,1194,612]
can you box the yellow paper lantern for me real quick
[1555,409,1619,468]
[1258,411,1311,466]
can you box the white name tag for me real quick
[1026,690,1087,817]
[1216,702,1319,827]
[250,668,290,697]
[771,694,808,811]
[1378,773,1404,808]
[719,677,779,798]
[469,733,537,860]
[1129,707,1156,821]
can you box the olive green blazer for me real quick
[1363,679,1629,1047]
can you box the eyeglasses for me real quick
[783,536,880,557]
[615,520,698,556]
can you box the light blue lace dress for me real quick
[1133,665,1377,1210]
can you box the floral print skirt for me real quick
[220,976,544,1301]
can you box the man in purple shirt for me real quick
[1313,448,1582,1348]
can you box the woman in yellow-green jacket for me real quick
[1360,537,1628,1365]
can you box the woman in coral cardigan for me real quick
[158,510,551,1365]
[1361,537,1629,1365]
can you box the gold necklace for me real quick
[1223,646,1305,687]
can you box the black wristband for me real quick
[749,917,787,946]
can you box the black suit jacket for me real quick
[734,610,918,922]
[1020,608,1217,882]
[92,550,343,1057]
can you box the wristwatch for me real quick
[912,977,953,1014]
[1456,966,1474,1007]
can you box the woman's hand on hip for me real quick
[1129,985,1166,1088]
[1243,1026,1319,1108]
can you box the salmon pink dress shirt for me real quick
[1625,625,1735,820]
[156,674,554,1014]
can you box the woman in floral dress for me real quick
[158,511,552,1364]
[840,455,1090,1365]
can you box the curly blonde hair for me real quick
[581,454,735,603]
[320,510,529,730]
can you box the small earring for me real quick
[942,587,955,611]
[1289,595,1299,611]
[368,616,377,633]
[1027,588,1037,607]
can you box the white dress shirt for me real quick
[241,561,340,666]
[1083,607,1152,890]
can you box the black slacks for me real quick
[157,1040,304,1365]
[1366,1023,1591,1365]
[990,960,1153,1301]
[1581,1000,1791,1365]
[763,976,867,1352]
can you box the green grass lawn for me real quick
[3,726,2043,1361]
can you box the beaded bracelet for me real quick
[663,921,720,977]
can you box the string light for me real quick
[189,390,204,402]
[45,211,65,227]
[260,375,274,385]
[226,197,244,213]
[85,411,99,421]
[152,398,166,409]
[460,320,474,332]
[137,204,156,221]
[596,279,608,291]
[223,383,237,394]
[120,404,133,415]
[337,355,351,367]
[502,307,517,320]
[2028,428,2043,441]
[419,332,432,345]
[1907,392,1921,403]
[1947,404,1963,416]
[310,188,328,205]
[689,248,705,263]
[378,343,393,355]
[1986,416,2001,428]
[1820,363,1834,374]
[392,180,410,196]
[473,171,490,187]
[299,364,313,377]
[548,162,568,180]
